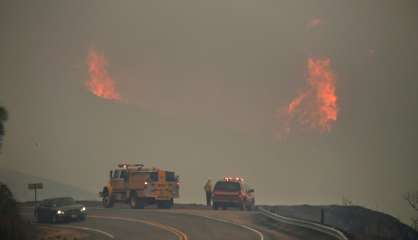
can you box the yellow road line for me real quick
[90,215,188,240]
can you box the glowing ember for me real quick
[86,49,121,100]
[285,57,337,133]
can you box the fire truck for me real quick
[100,163,179,209]
[212,177,255,210]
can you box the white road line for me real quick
[55,225,115,239]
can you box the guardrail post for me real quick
[320,208,325,224]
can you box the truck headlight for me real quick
[81,207,86,212]
[57,210,64,215]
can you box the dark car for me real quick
[212,177,255,210]
[34,197,87,223]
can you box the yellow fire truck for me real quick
[100,163,180,209]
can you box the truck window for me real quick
[165,171,176,181]
[120,170,128,181]
[214,182,241,192]
[112,170,120,179]
[149,172,159,181]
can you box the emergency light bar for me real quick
[118,163,145,169]
[223,176,244,182]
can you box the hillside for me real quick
[0,168,97,201]
[264,205,418,240]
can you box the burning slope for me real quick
[285,57,337,133]
[86,49,121,100]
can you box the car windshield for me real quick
[214,182,241,192]
[50,198,76,207]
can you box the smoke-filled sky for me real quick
[1,0,418,223]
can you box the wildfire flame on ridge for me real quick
[86,49,121,100]
[285,57,337,133]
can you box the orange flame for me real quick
[286,57,337,133]
[287,92,307,113]
[86,49,121,100]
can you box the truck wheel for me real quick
[103,195,114,208]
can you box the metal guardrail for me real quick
[258,207,349,240]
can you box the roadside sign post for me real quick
[28,183,43,203]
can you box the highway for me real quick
[21,206,274,240]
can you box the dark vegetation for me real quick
[0,182,36,240]
[0,106,7,150]
[404,191,418,231]
[264,205,418,240]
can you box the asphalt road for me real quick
[21,207,270,240]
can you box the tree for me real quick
[0,106,8,150]
[0,183,26,240]
[0,183,18,216]
[404,191,418,231]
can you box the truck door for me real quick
[157,171,172,200]
[165,171,179,198]
[111,170,125,192]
